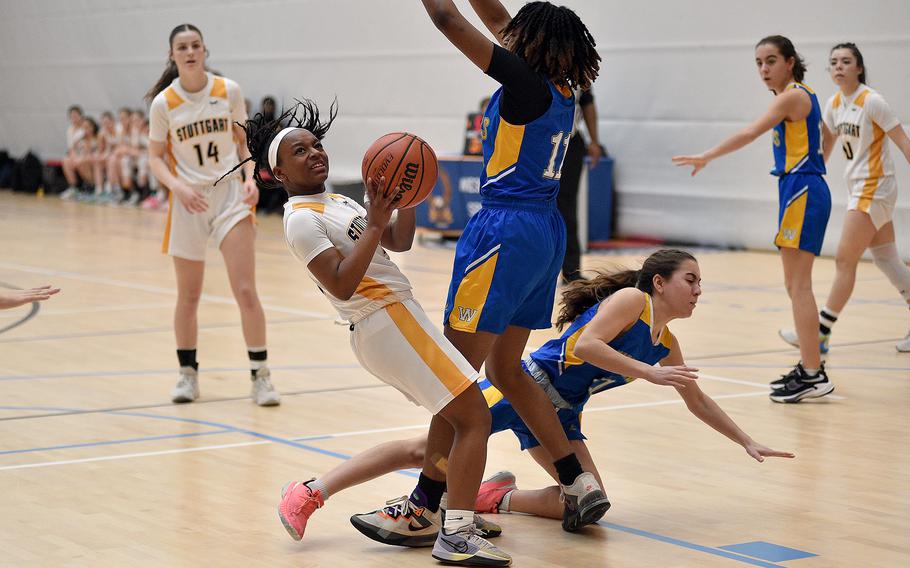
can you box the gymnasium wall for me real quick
[1,0,908,255]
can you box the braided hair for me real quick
[501,2,600,90]
[218,98,337,188]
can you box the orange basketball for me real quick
[361,132,438,209]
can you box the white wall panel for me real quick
[1,0,908,254]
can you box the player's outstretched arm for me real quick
[467,0,511,46]
[421,0,495,71]
[0,285,60,310]
[665,344,795,462]
[672,88,807,176]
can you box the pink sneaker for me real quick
[278,480,324,540]
[475,471,517,514]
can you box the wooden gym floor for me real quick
[0,192,907,567]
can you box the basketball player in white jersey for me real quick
[780,43,910,353]
[145,23,280,406]
[227,100,511,566]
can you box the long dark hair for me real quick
[555,249,697,329]
[219,98,338,189]
[501,2,600,90]
[144,24,205,104]
[756,35,807,83]
[831,42,866,84]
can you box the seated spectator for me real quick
[61,105,85,199]
[74,117,100,200]
[104,107,132,203]
[92,111,117,202]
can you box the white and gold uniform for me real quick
[149,72,251,260]
[283,192,479,413]
[824,85,902,228]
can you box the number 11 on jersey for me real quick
[543,131,571,180]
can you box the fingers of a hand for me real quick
[767,450,796,458]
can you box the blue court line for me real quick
[599,522,784,568]
[0,430,231,455]
[0,405,419,478]
[0,363,362,382]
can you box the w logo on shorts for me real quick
[457,306,478,323]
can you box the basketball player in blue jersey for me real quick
[355,0,609,544]
[286,250,792,534]
[674,35,834,404]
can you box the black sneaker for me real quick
[770,362,827,389]
[770,364,834,403]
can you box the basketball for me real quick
[361,132,438,209]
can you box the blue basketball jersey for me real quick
[771,83,826,176]
[480,82,576,200]
[529,292,674,408]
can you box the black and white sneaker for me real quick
[560,472,611,532]
[349,495,440,547]
[769,363,834,403]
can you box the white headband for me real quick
[267,127,301,172]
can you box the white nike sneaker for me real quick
[896,331,910,353]
[171,367,199,403]
[251,367,281,406]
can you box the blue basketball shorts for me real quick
[479,378,585,451]
[443,198,566,334]
[774,173,831,256]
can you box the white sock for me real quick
[443,509,473,534]
[307,478,330,501]
[871,243,910,301]
[499,490,514,513]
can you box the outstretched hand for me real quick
[646,365,699,388]
[745,441,795,463]
[0,285,60,309]
[672,154,709,176]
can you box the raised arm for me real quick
[421,0,495,71]
[573,288,698,388]
[467,0,511,45]
[662,342,795,462]
[381,207,417,252]
[672,88,810,176]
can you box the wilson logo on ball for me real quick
[362,133,439,209]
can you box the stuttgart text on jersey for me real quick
[836,122,860,137]
[174,117,231,142]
